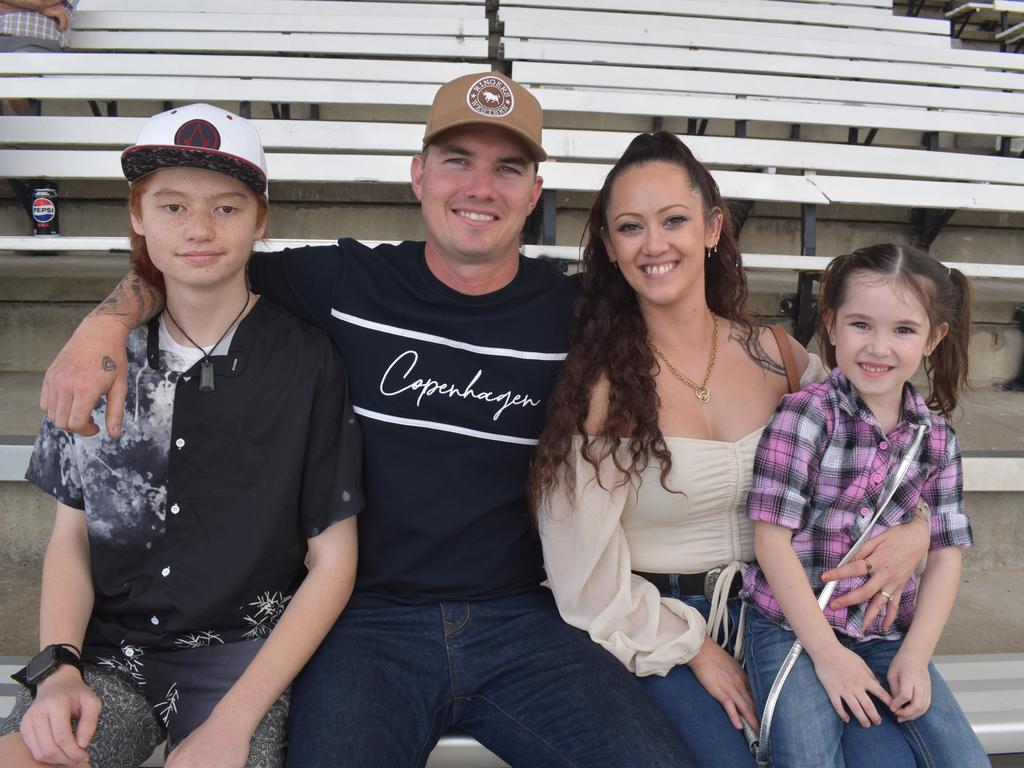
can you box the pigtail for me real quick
[816,253,852,370]
[924,268,973,418]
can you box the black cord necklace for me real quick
[164,292,250,393]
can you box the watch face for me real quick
[25,646,59,685]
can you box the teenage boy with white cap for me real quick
[1,104,362,768]
[38,75,695,766]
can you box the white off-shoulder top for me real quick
[539,354,826,678]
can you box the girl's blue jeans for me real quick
[638,581,926,768]
[743,608,988,768]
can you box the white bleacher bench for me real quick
[2,654,1023,760]
[497,0,1024,273]
[501,7,1024,73]
[2,117,1024,213]
[997,20,1024,46]
[76,0,485,10]
[499,1,1024,161]
[503,39,1024,117]
[501,0,950,39]
[65,1,488,59]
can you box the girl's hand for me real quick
[810,645,892,728]
[687,638,761,734]
[822,506,929,631]
[887,649,932,722]
[164,715,252,768]
[19,666,100,765]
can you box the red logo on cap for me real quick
[174,119,221,150]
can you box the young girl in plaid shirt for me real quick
[740,244,988,767]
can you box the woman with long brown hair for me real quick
[529,132,927,766]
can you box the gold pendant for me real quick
[695,387,710,403]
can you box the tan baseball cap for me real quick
[423,72,547,162]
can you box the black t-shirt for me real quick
[249,239,578,605]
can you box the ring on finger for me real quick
[880,590,894,602]
[865,560,873,574]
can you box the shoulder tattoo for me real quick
[728,323,786,376]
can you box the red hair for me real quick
[126,174,269,293]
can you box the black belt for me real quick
[634,568,741,601]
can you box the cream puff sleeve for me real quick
[539,438,707,677]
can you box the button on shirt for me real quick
[26,299,363,654]
[741,368,973,640]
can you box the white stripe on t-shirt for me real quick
[352,406,539,446]
[330,309,567,362]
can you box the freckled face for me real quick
[602,161,722,311]
[130,167,265,295]
[411,125,543,268]
[828,270,947,416]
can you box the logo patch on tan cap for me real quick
[467,76,514,118]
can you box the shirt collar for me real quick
[827,367,931,432]
[146,297,265,377]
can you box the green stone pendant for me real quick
[199,359,215,393]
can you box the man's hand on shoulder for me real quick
[41,273,162,438]
[41,315,130,438]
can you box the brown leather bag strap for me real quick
[770,325,801,394]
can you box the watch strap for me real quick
[11,644,84,693]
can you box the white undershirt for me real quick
[158,314,238,373]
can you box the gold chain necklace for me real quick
[649,313,719,403]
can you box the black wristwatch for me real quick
[11,644,84,693]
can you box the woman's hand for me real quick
[687,638,760,734]
[822,505,929,630]
[810,645,892,728]
[19,666,100,765]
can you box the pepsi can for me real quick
[31,186,59,236]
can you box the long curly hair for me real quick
[528,132,757,521]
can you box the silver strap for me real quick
[752,422,929,764]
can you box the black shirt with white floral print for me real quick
[27,298,363,658]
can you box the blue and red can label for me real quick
[31,187,59,235]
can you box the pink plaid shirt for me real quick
[740,368,973,640]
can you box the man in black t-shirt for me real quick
[39,73,695,767]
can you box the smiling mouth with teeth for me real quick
[859,363,892,373]
[642,262,677,275]
[456,210,497,222]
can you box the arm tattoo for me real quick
[728,323,786,376]
[90,274,164,328]
[101,355,117,372]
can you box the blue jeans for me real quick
[638,594,757,767]
[286,591,695,767]
[744,609,988,768]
